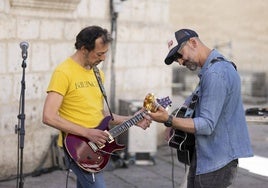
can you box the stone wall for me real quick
[0,0,170,178]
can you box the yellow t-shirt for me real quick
[47,57,105,146]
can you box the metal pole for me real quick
[109,0,119,113]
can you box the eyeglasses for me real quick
[173,40,188,62]
[172,53,182,62]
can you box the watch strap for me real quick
[164,115,173,127]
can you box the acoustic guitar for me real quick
[168,93,198,165]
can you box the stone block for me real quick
[17,18,40,39]
[0,75,13,104]
[0,43,7,74]
[40,20,64,40]
[31,42,50,71]
[0,17,16,39]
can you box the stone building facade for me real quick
[0,0,267,178]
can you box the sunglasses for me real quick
[172,53,182,62]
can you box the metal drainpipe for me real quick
[109,0,119,113]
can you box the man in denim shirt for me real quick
[149,29,253,188]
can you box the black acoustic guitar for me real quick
[168,94,198,165]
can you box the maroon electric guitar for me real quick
[64,93,172,173]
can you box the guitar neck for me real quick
[109,111,146,138]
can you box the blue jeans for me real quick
[64,151,106,188]
[187,152,238,188]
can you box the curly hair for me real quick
[74,26,112,51]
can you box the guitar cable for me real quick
[65,158,72,188]
[170,147,175,188]
[65,169,70,188]
[63,148,122,188]
[63,147,73,188]
[99,149,117,155]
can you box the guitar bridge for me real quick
[105,130,114,143]
[88,131,114,151]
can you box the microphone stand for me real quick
[15,55,27,188]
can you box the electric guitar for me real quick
[168,93,198,165]
[64,93,172,173]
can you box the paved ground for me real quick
[0,135,267,188]
[0,96,268,188]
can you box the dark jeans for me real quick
[187,153,238,188]
[64,151,106,188]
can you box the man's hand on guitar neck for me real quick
[134,108,152,130]
[149,105,196,134]
[107,109,152,130]
[148,105,169,124]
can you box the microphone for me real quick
[20,41,29,60]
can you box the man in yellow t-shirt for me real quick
[42,26,151,188]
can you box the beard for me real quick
[184,61,198,71]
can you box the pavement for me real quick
[0,135,268,188]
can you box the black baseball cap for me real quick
[164,29,198,65]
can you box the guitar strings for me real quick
[98,149,119,156]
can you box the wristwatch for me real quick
[164,115,173,127]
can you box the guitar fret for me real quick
[108,96,171,139]
[109,112,145,138]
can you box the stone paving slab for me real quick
[0,145,268,188]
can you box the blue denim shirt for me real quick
[193,49,253,175]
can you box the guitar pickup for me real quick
[89,141,105,150]
[88,141,98,152]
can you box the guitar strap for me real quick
[188,56,236,113]
[184,85,200,118]
[211,56,237,71]
[93,66,114,120]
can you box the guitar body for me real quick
[168,107,195,165]
[64,94,172,173]
[169,129,195,165]
[64,116,125,173]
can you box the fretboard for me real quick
[109,112,145,138]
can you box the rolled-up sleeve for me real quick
[194,71,227,135]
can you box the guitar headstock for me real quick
[143,93,172,112]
